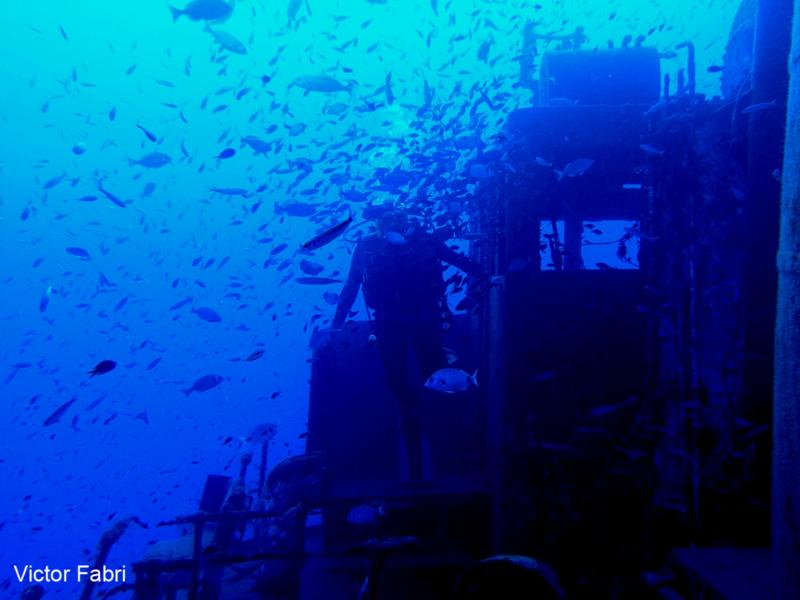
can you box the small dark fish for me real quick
[146,357,162,370]
[278,201,318,217]
[44,397,76,426]
[215,147,236,159]
[66,246,91,260]
[209,187,249,197]
[39,286,53,312]
[129,152,172,168]
[192,306,222,322]
[87,360,116,377]
[242,135,270,154]
[342,189,368,202]
[300,259,324,275]
[271,243,288,255]
[114,296,129,312]
[384,72,394,105]
[43,174,66,189]
[86,396,105,410]
[245,349,264,361]
[295,277,342,285]
[707,65,724,73]
[142,182,156,197]
[301,212,352,251]
[137,124,158,142]
[183,374,224,396]
[742,100,778,114]
[204,25,247,54]
[640,144,665,156]
[98,182,127,208]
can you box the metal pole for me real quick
[772,1,800,596]
[743,0,793,416]
[486,275,506,553]
[188,520,203,600]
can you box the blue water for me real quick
[0,0,738,596]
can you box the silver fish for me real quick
[555,158,593,181]
[204,25,247,54]
[424,368,478,394]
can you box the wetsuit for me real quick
[332,231,483,478]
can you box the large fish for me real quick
[292,75,353,94]
[301,212,352,251]
[169,0,232,22]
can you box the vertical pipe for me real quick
[772,1,800,596]
[486,275,506,553]
[189,521,203,600]
[564,217,583,271]
[258,443,268,503]
[743,0,793,417]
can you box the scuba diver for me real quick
[331,209,486,480]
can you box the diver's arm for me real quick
[436,242,485,278]
[332,244,365,328]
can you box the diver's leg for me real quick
[374,319,421,479]
[410,318,446,480]
[412,317,446,383]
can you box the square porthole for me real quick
[538,220,640,270]
[581,220,640,270]
[539,220,565,271]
